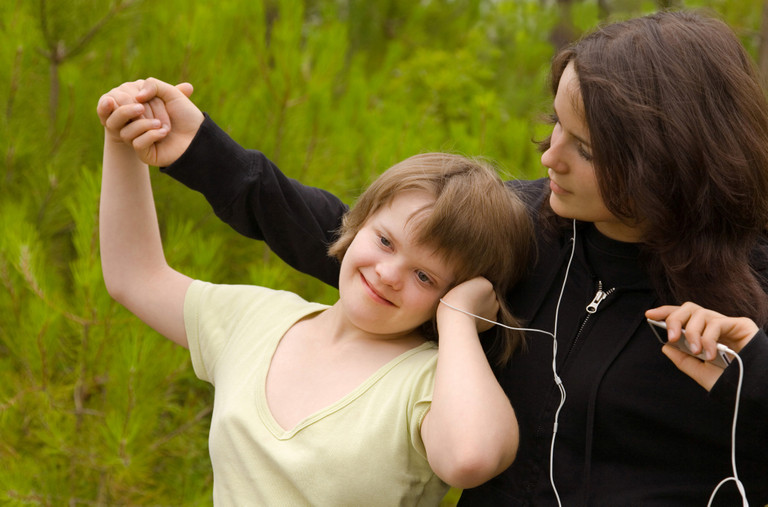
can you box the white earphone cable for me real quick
[707,347,747,506]
[439,219,577,507]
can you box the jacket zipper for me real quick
[586,281,616,313]
[573,280,616,346]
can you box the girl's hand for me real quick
[96,78,201,167]
[97,80,162,139]
[438,277,499,333]
[645,302,759,390]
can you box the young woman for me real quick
[98,89,535,504]
[99,9,768,506]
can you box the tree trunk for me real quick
[549,0,578,50]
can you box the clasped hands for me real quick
[96,77,203,167]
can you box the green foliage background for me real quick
[0,0,763,504]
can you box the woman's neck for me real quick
[593,219,644,243]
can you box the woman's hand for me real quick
[645,302,759,390]
[96,78,203,167]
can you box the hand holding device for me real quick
[647,318,733,369]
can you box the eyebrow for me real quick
[553,103,592,149]
[425,266,452,287]
[382,223,454,287]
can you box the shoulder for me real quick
[401,344,440,405]
[187,279,308,304]
[381,342,438,382]
[372,343,438,402]
[185,280,327,326]
[185,282,328,382]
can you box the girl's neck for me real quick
[312,302,428,351]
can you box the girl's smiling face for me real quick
[337,190,456,339]
[541,61,643,243]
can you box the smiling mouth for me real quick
[360,273,395,306]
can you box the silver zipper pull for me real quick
[586,290,607,314]
[586,281,615,314]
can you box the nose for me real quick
[376,260,403,290]
[541,124,566,173]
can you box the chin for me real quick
[548,200,576,220]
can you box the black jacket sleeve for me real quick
[160,114,345,288]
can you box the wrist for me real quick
[103,130,127,147]
[437,304,478,331]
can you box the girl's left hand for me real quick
[438,277,499,333]
[645,302,759,390]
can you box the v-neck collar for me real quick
[256,325,435,439]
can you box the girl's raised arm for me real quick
[421,277,519,488]
[98,91,193,348]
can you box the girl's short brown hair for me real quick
[329,153,533,364]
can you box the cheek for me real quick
[584,173,610,209]
[342,237,373,266]
[337,246,367,289]
[578,175,618,221]
[405,287,443,316]
[570,162,599,195]
[582,175,601,200]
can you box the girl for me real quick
[98,96,533,504]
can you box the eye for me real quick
[379,235,392,249]
[549,113,559,125]
[577,142,593,162]
[415,270,433,285]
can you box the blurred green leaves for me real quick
[0,0,762,503]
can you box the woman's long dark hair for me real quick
[544,10,768,325]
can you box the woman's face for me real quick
[541,62,642,243]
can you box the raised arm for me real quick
[105,77,348,288]
[421,277,519,488]
[98,87,193,348]
[160,114,347,288]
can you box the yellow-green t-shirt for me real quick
[184,280,448,506]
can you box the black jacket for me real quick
[163,114,768,506]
